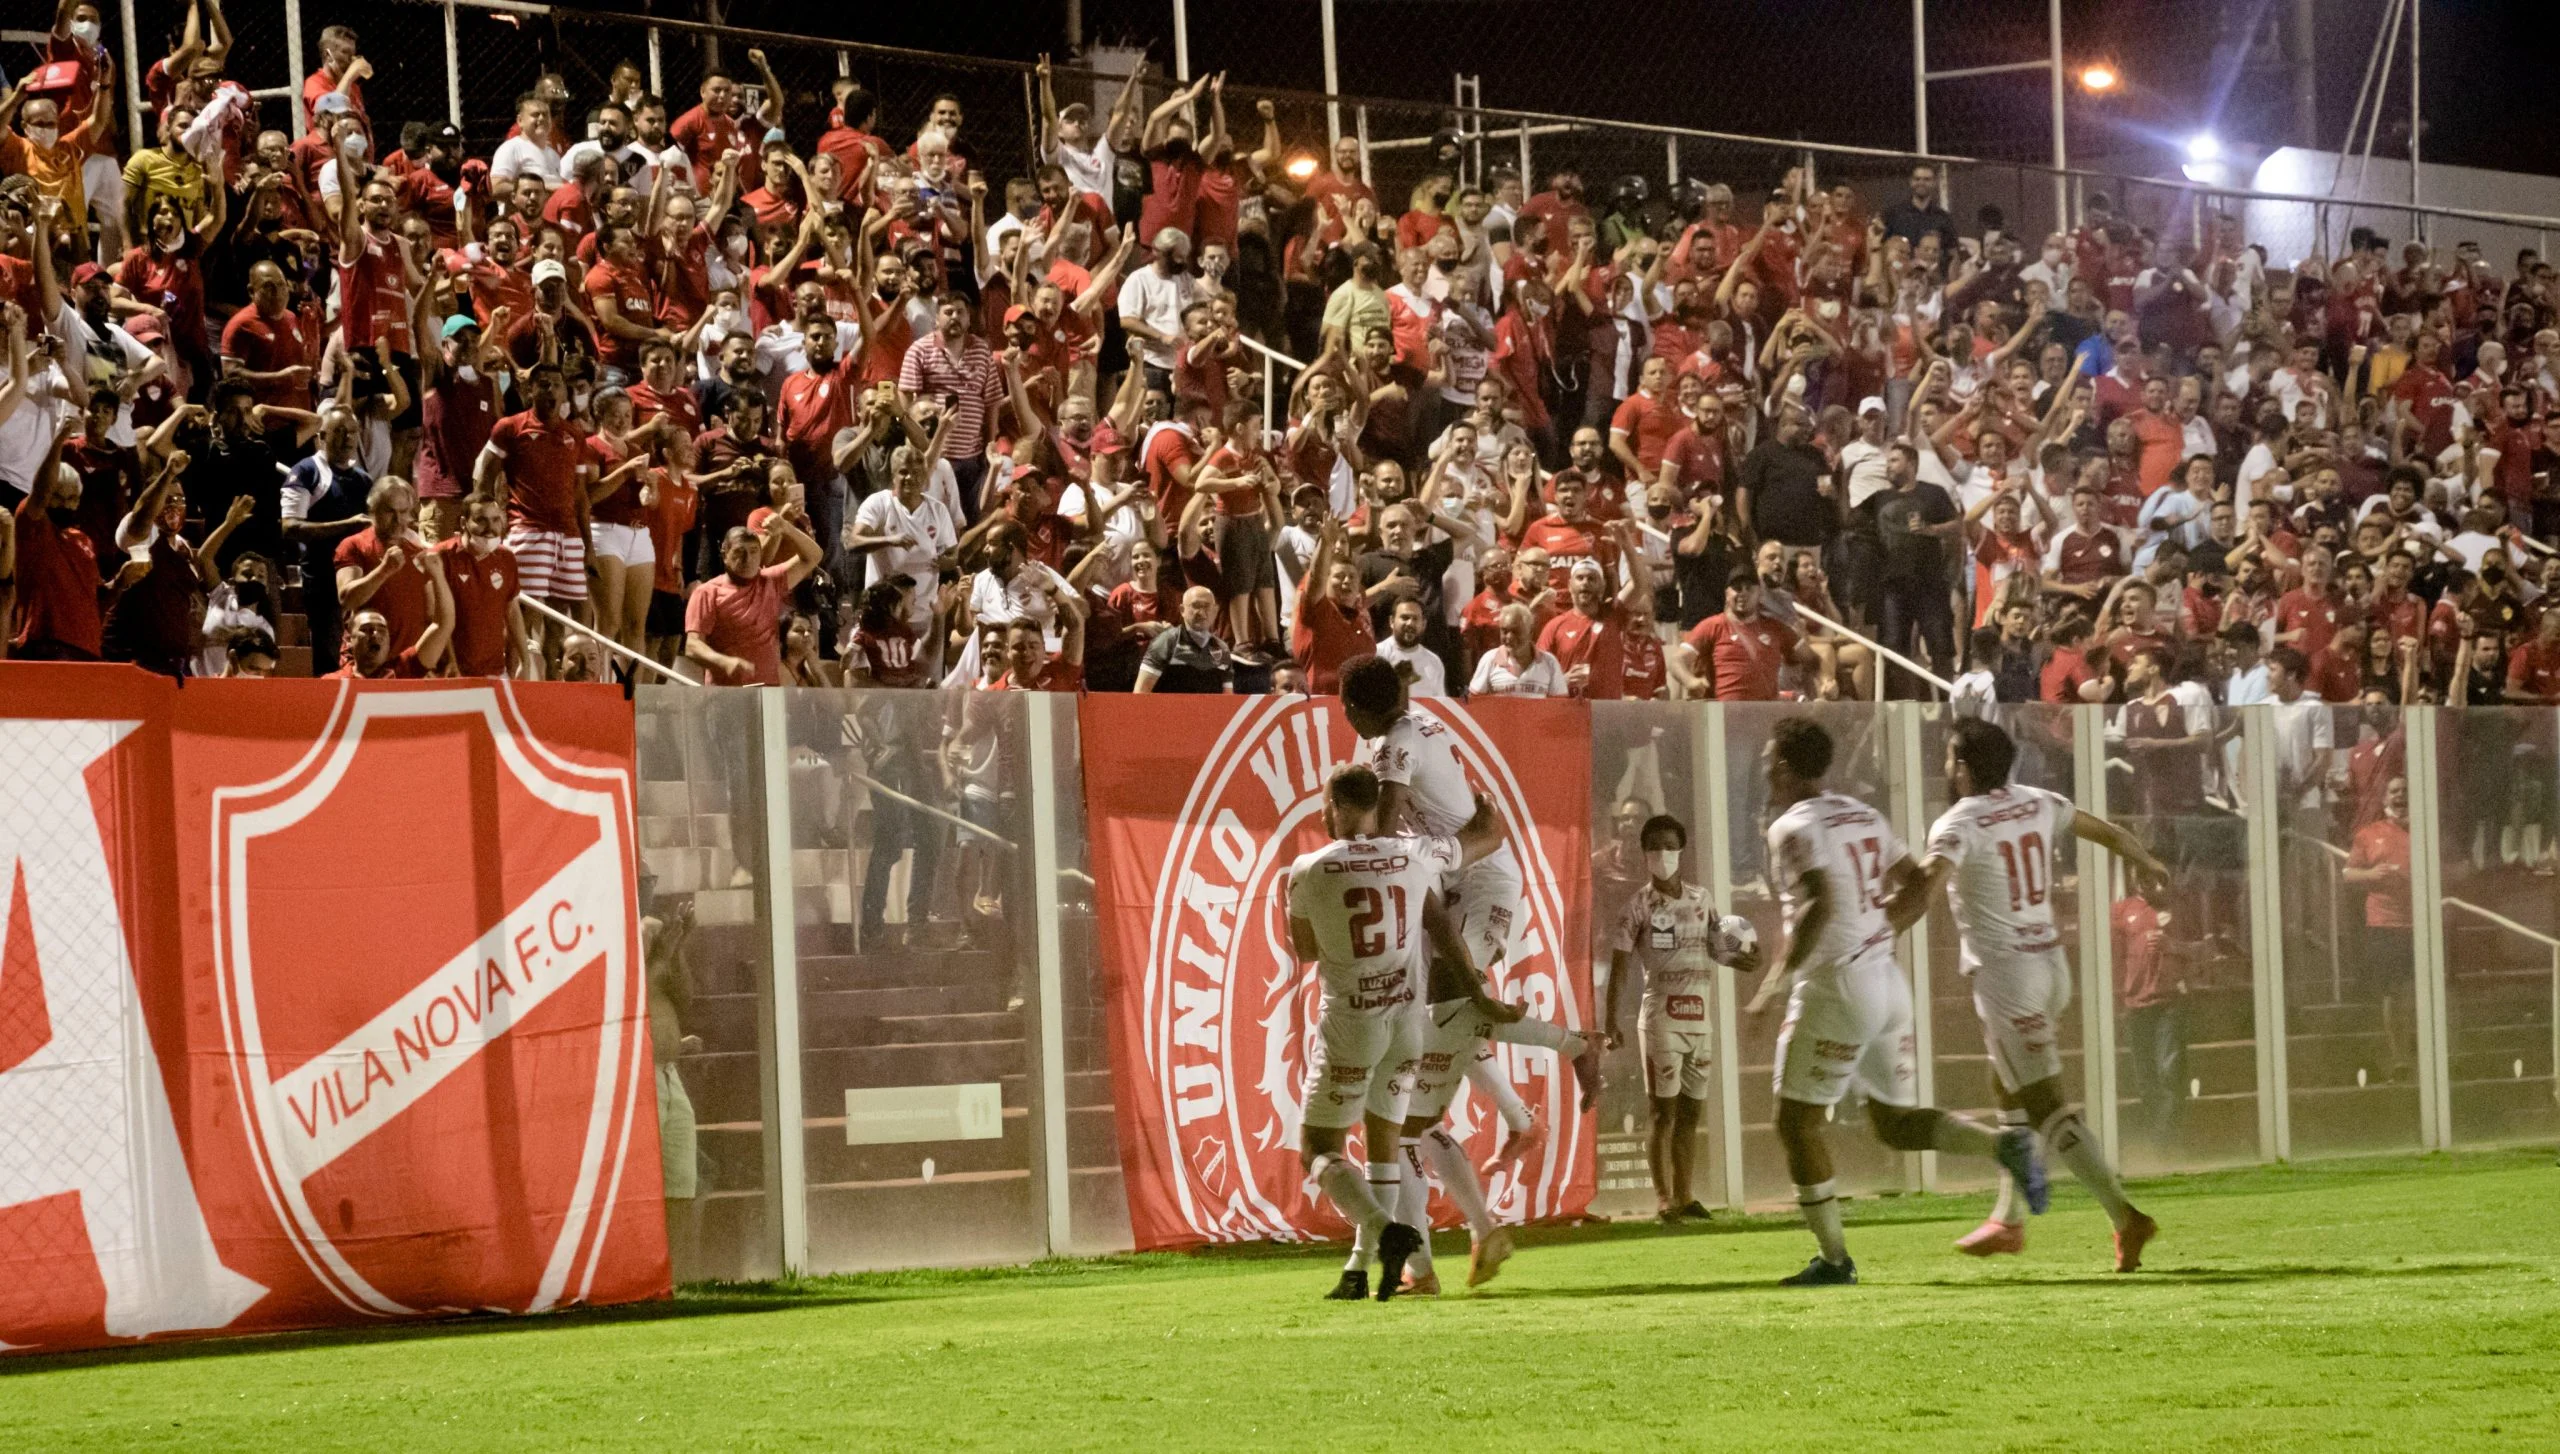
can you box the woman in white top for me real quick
[1469,602,1569,697]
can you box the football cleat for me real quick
[1994,1127,2051,1215]
[1779,1255,1858,1286]
[1677,1200,1713,1221]
[1466,1226,1516,1287]
[1954,1219,2026,1257]
[1324,1269,1370,1301]
[2113,1211,2159,1273]
[1374,1222,1424,1301]
[1400,1268,1441,1297]
[1570,1044,1603,1112]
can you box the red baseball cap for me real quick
[69,262,107,287]
[747,507,776,532]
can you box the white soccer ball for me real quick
[1715,914,1759,964]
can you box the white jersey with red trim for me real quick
[1924,785,2077,973]
[1286,832,1461,1013]
[1360,710,1518,882]
[1767,791,1906,984]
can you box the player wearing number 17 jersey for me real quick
[1894,717,2169,1272]
[1748,717,2047,1286]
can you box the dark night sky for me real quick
[578,0,2558,180]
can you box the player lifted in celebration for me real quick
[1604,813,1760,1223]
[1288,763,1505,1303]
[1891,717,2168,1271]
[1339,656,1598,1293]
[1747,716,2046,1286]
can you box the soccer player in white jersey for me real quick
[1288,763,1503,1302]
[1891,716,2168,1271]
[1746,716,2046,1285]
[1340,655,1599,1293]
[1603,813,1760,1222]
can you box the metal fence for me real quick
[637,688,2558,1280]
[47,0,2560,274]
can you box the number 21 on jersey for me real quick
[1346,885,1409,957]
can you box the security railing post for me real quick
[756,689,809,1273]
[444,2,463,128]
[2404,708,2452,1149]
[2072,705,2119,1164]
[1696,704,1745,1210]
[648,25,664,97]
[1025,694,1074,1256]
[1890,704,1936,1192]
[2243,709,2292,1162]
[284,0,309,136]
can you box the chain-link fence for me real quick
[39,1,2560,311]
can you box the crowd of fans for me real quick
[7,2,2560,714]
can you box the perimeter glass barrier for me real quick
[634,689,2555,1275]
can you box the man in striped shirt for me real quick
[898,295,1003,522]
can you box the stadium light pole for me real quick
[1322,0,1341,147]
[1914,0,2076,233]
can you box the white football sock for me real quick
[1398,1138,1434,1273]
[1464,1051,1535,1133]
[1313,1153,1385,1243]
[1795,1180,1848,1264]
[1988,1109,2031,1226]
[2043,1108,2135,1230]
[1423,1127,1495,1238]
[1489,1015,1586,1057]
[1350,1159,1400,1270]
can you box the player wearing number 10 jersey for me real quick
[1747,717,2047,1286]
[1894,717,2169,1272]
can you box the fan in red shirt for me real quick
[332,481,435,665]
[2040,617,2105,703]
[2390,332,2459,459]
[329,596,452,680]
[586,221,667,378]
[671,65,773,194]
[1289,517,1376,693]
[220,261,317,411]
[776,317,860,497]
[436,497,528,677]
[334,164,412,351]
[1679,569,1810,701]
[2274,547,2348,662]
[473,364,596,622]
[9,438,109,661]
[2505,610,2560,704]
[991,616,1086,692]
[1517,471,1620,593]
[1537,527,1654,699]
[1608,358,1686,481]
[1303,135,1376,248]
[684,513,823,687]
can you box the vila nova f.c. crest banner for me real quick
[1080,693,1594,1252]
[0,667,664,1356]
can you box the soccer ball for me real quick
[1715,914,1758,964]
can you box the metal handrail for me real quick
[1236,335,1308,427]
[2443,897,2560,1107]
[519,595,703,685]
[1792,603,1953,701]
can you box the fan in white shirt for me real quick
[1468,604,1568,696]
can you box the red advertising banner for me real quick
[0,666,665,1357]
[1081,693,1593,1252]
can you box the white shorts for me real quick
[1446,849,1525,973]
[590,520,657,568]
[1773,951,1918,1109]
[1970,947,2072,1094]
[656,1062,698,1200]
[1639,1000,1713,1101]
[1404,998,1503,1122]
[505,522,589,602]
[1302,999,1422,1132]
[82,153,128,219]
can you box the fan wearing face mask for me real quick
[1601,813,1764,1224]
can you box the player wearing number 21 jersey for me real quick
[1903,717,2167,1271]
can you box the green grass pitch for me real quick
[7,1149,2556,1450]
